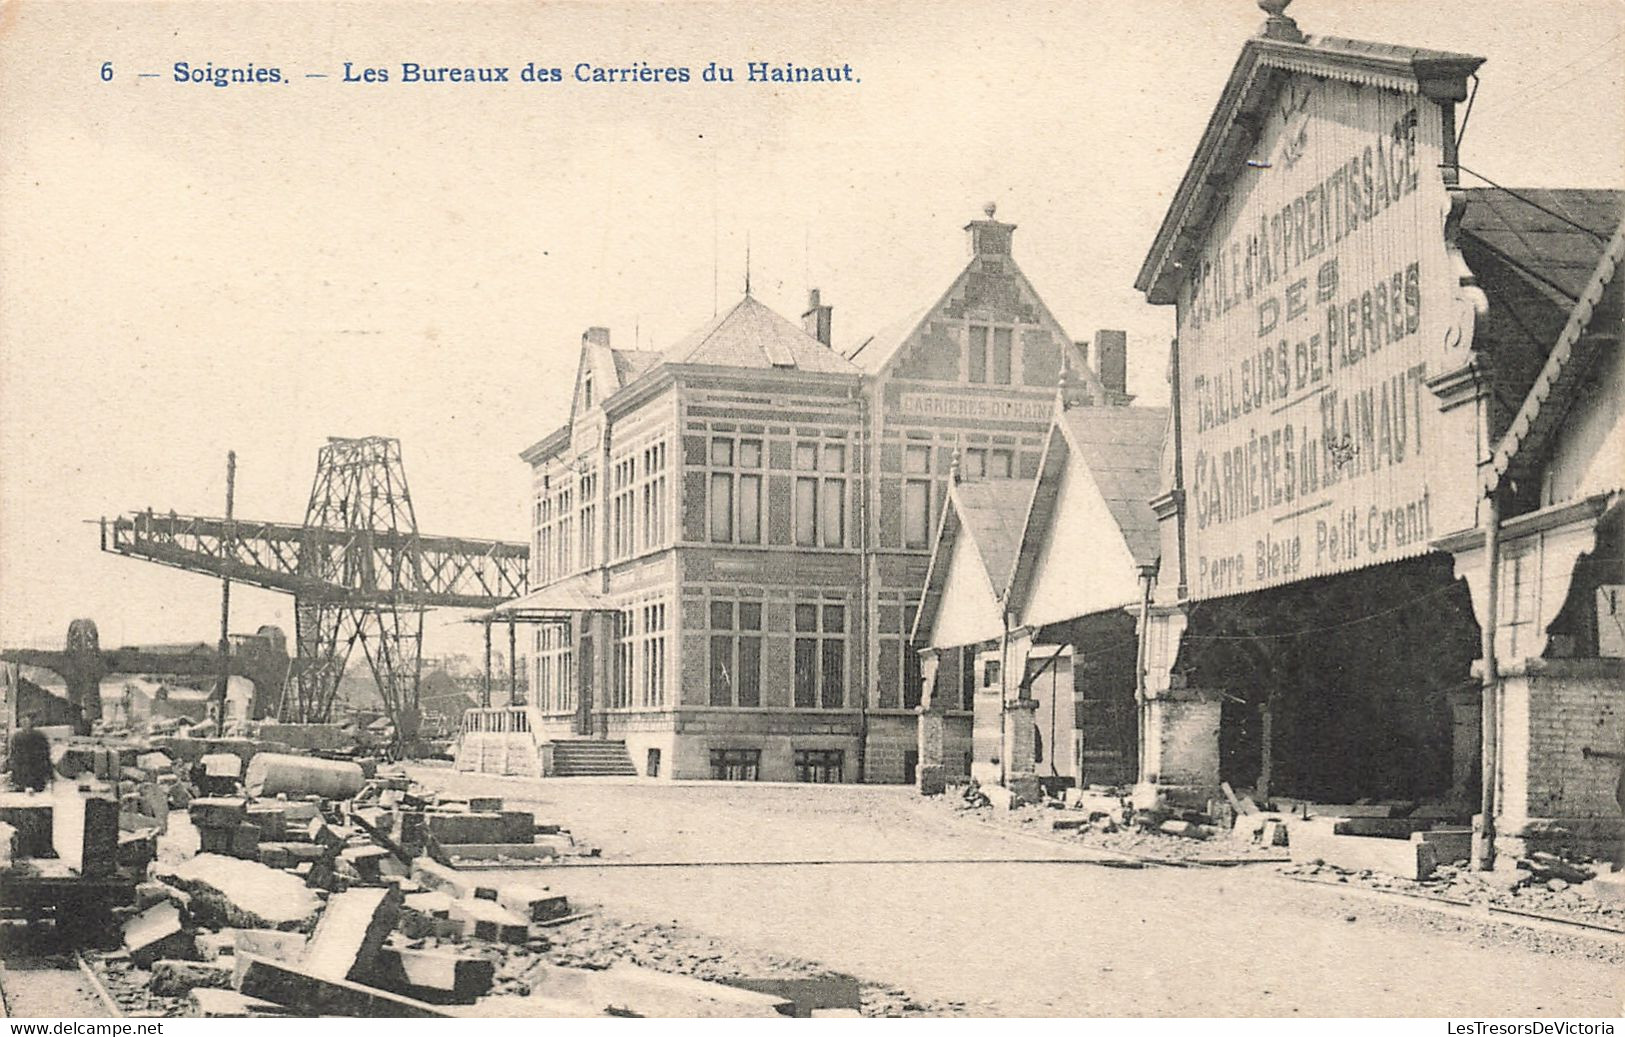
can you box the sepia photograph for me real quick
[0,0,1621,1023]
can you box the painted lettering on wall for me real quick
[1176,75,1467,599]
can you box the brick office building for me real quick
[504,208,1134,782]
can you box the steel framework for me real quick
[103,436,528,736]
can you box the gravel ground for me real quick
[412,769,1625,1016]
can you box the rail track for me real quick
[0,952,122,1018]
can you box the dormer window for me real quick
[583,374,594,409]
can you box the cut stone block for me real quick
[137,751,173,774]
[367,946,495,1004]
[200,754,244,780]
[124,901,193,968]
[1414,827,1472,864]
[425,811,508,845]
[187,988,290,1018]
[195,929,239,961]
[443,842,559,862]
[467,797,503,812]
[529,963,794,1018]
[246,804,287,841]
[80,796,120,879]
[0,800,54,857]
[231,822,261,860]
[156,853,321,930]
[410,859,474,898]
[1288,818,1438,880]
[233,953,449,1018]
[260,842,337,869]
[232,928,308,967]
[448,897,529,944]
[302,886,403,982]
[1332,817,1436,838]
[150,958,234,997]
[188,797,248,830]
[497,885,570,923]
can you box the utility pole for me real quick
[215,450,236,729]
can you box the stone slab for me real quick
[233,953,449,1018]
[302,886,402,982]
[150,958,234,997]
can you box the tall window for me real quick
[794,603,846,709]
[707,436,762,544]
[794,441,846,548]
[535,623,574,713]
[614,607,635,708]
[555,487,573,577]
[640,442,668,550]
[639,603,667,707]
[903,444,932,549]
[611,456,636,559]
[708,600,762,707]
[901,605,922,708]
[968,324,1013,384]
[968,326,988,383]
[577,470,597,570]
[992,327,1013,384]
[582,373,593,409]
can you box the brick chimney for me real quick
[802,288,832,347]
[1092,329,1131,403]
[965,202,1015,257]
[583,326,610,348]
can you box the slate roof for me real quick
[843,303,935,375]
[1459,188,1624,446]
[611,348,662,385]
[950,478,1035,594]
[1057,405,1168,569]
[661,295,860,375]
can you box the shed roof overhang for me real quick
[466,576,610,624]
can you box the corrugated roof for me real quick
[662,295,859,375]
[951,478,1036,593]
[1057,406,1168,568]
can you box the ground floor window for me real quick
[709,747,761,781]
[794,749,844,783]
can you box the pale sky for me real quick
[1,0,1621,653]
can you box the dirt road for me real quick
[411,768,1625,1017]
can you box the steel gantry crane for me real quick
[102,436,528,747]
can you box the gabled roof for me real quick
[1484,211,1625,493]
[1460,188,1624,452]
[662,295,859,375]
[951,479,1032,595]
[1003,404,1167,623]
[911,477,1037,644]
[842,239,1109,399]
[1055,406,1168,570]
[1137,28,1482,303]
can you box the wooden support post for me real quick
[507,618,518,706]
[481,620,492,709]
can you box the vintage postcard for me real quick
[0,0,1621,1024]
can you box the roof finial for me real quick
[983,201,997,219]
[744,233,752,297]
[950,449,963,485]
[1258,0,1304,42]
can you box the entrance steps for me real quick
[550,739,638,777]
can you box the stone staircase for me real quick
[550,739,639,777]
